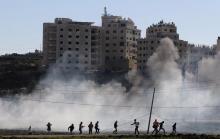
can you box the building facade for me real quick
[43,10,141,73]
[43,12,215,74]
[101,13,141,72]
[43,18,102,72]
[137,21,188,72]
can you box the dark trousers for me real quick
[159,128,165,135]
[89,129,92,134]
[152,128,158,135]
[135,126,139,135]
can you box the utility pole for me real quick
[147,88,155,134]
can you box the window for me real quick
[91,36,96,40]
[76,29,80,32]
[105,43,109,47]
[121,24,125,27]
[113,50,117,52]
[106,30,109,34]
[76,35,79,38]
[121,30,124,33]
[85,42,88,45]
[120,50,123,53]
[85,29,88,32]
[85,48,88,51]
[105,56,110,60]
[91,48,95,52]
[84,61,88,64]
[68,35,72,38]
[60,28,63,31]
[113,56,116,60]
[120,42,124,46]
[108,24,111,27]
[85,54,88,57]
[76,42,79,45]
[106,37,109,40]
[68,41,72,44]
[120,37,124,40]
[60,41,63,44]
[60,35,63,38]
[68,48,72,50]
[75,61,79,64]
[113,43,116,46]
[151,41,154,44]
[60,54,63,57]
[60,47,63,50]
[105,50,109,53]
[91,42,96,46]
[85,36,88,39]
[75,48,79,51]
[68,54,71,57]
[75,54,79,57]
[68,61,71,64]
[68,29,72,32]
[120,56,123,59]
[113,30,117,33]
[91,61,96,65]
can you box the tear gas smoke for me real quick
[1,38,220,134]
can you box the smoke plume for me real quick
[0,38,220,134]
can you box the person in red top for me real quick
[152,119,159,135]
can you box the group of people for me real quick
[28,120,176,135]
[152,119,176,135]
[46,121,101,134]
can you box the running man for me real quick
[88,122,93,134]
[95,121,100,134]
[131,119,139,135]
[46,122,52,132]
[158,121,165,135]
[152,119,159,135]
[172,123,176,134]
[113,120,118,134]
[68,124,74,134]
[79,122,85,134]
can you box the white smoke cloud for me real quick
[1,38,220,134]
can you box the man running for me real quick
[95,121,100,134]
[68,124,74,134]
[131,119,139,135]
[88,122,93,134]
[79,122,84,134]
[172,123,176,134]
[152,119,159,135]
[46,122,52,132]
[113,120,118,134]
[28,125,32,135]
[158,121,165,135]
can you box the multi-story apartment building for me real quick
[137,20,188,72]
[43,18,102,72]
[44,12,213,74]
[101,13,141,72]
[43,9,141,73]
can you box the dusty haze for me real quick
[1,38,220,134]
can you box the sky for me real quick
[0,0,220,54]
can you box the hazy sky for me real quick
[0,0,220,54]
